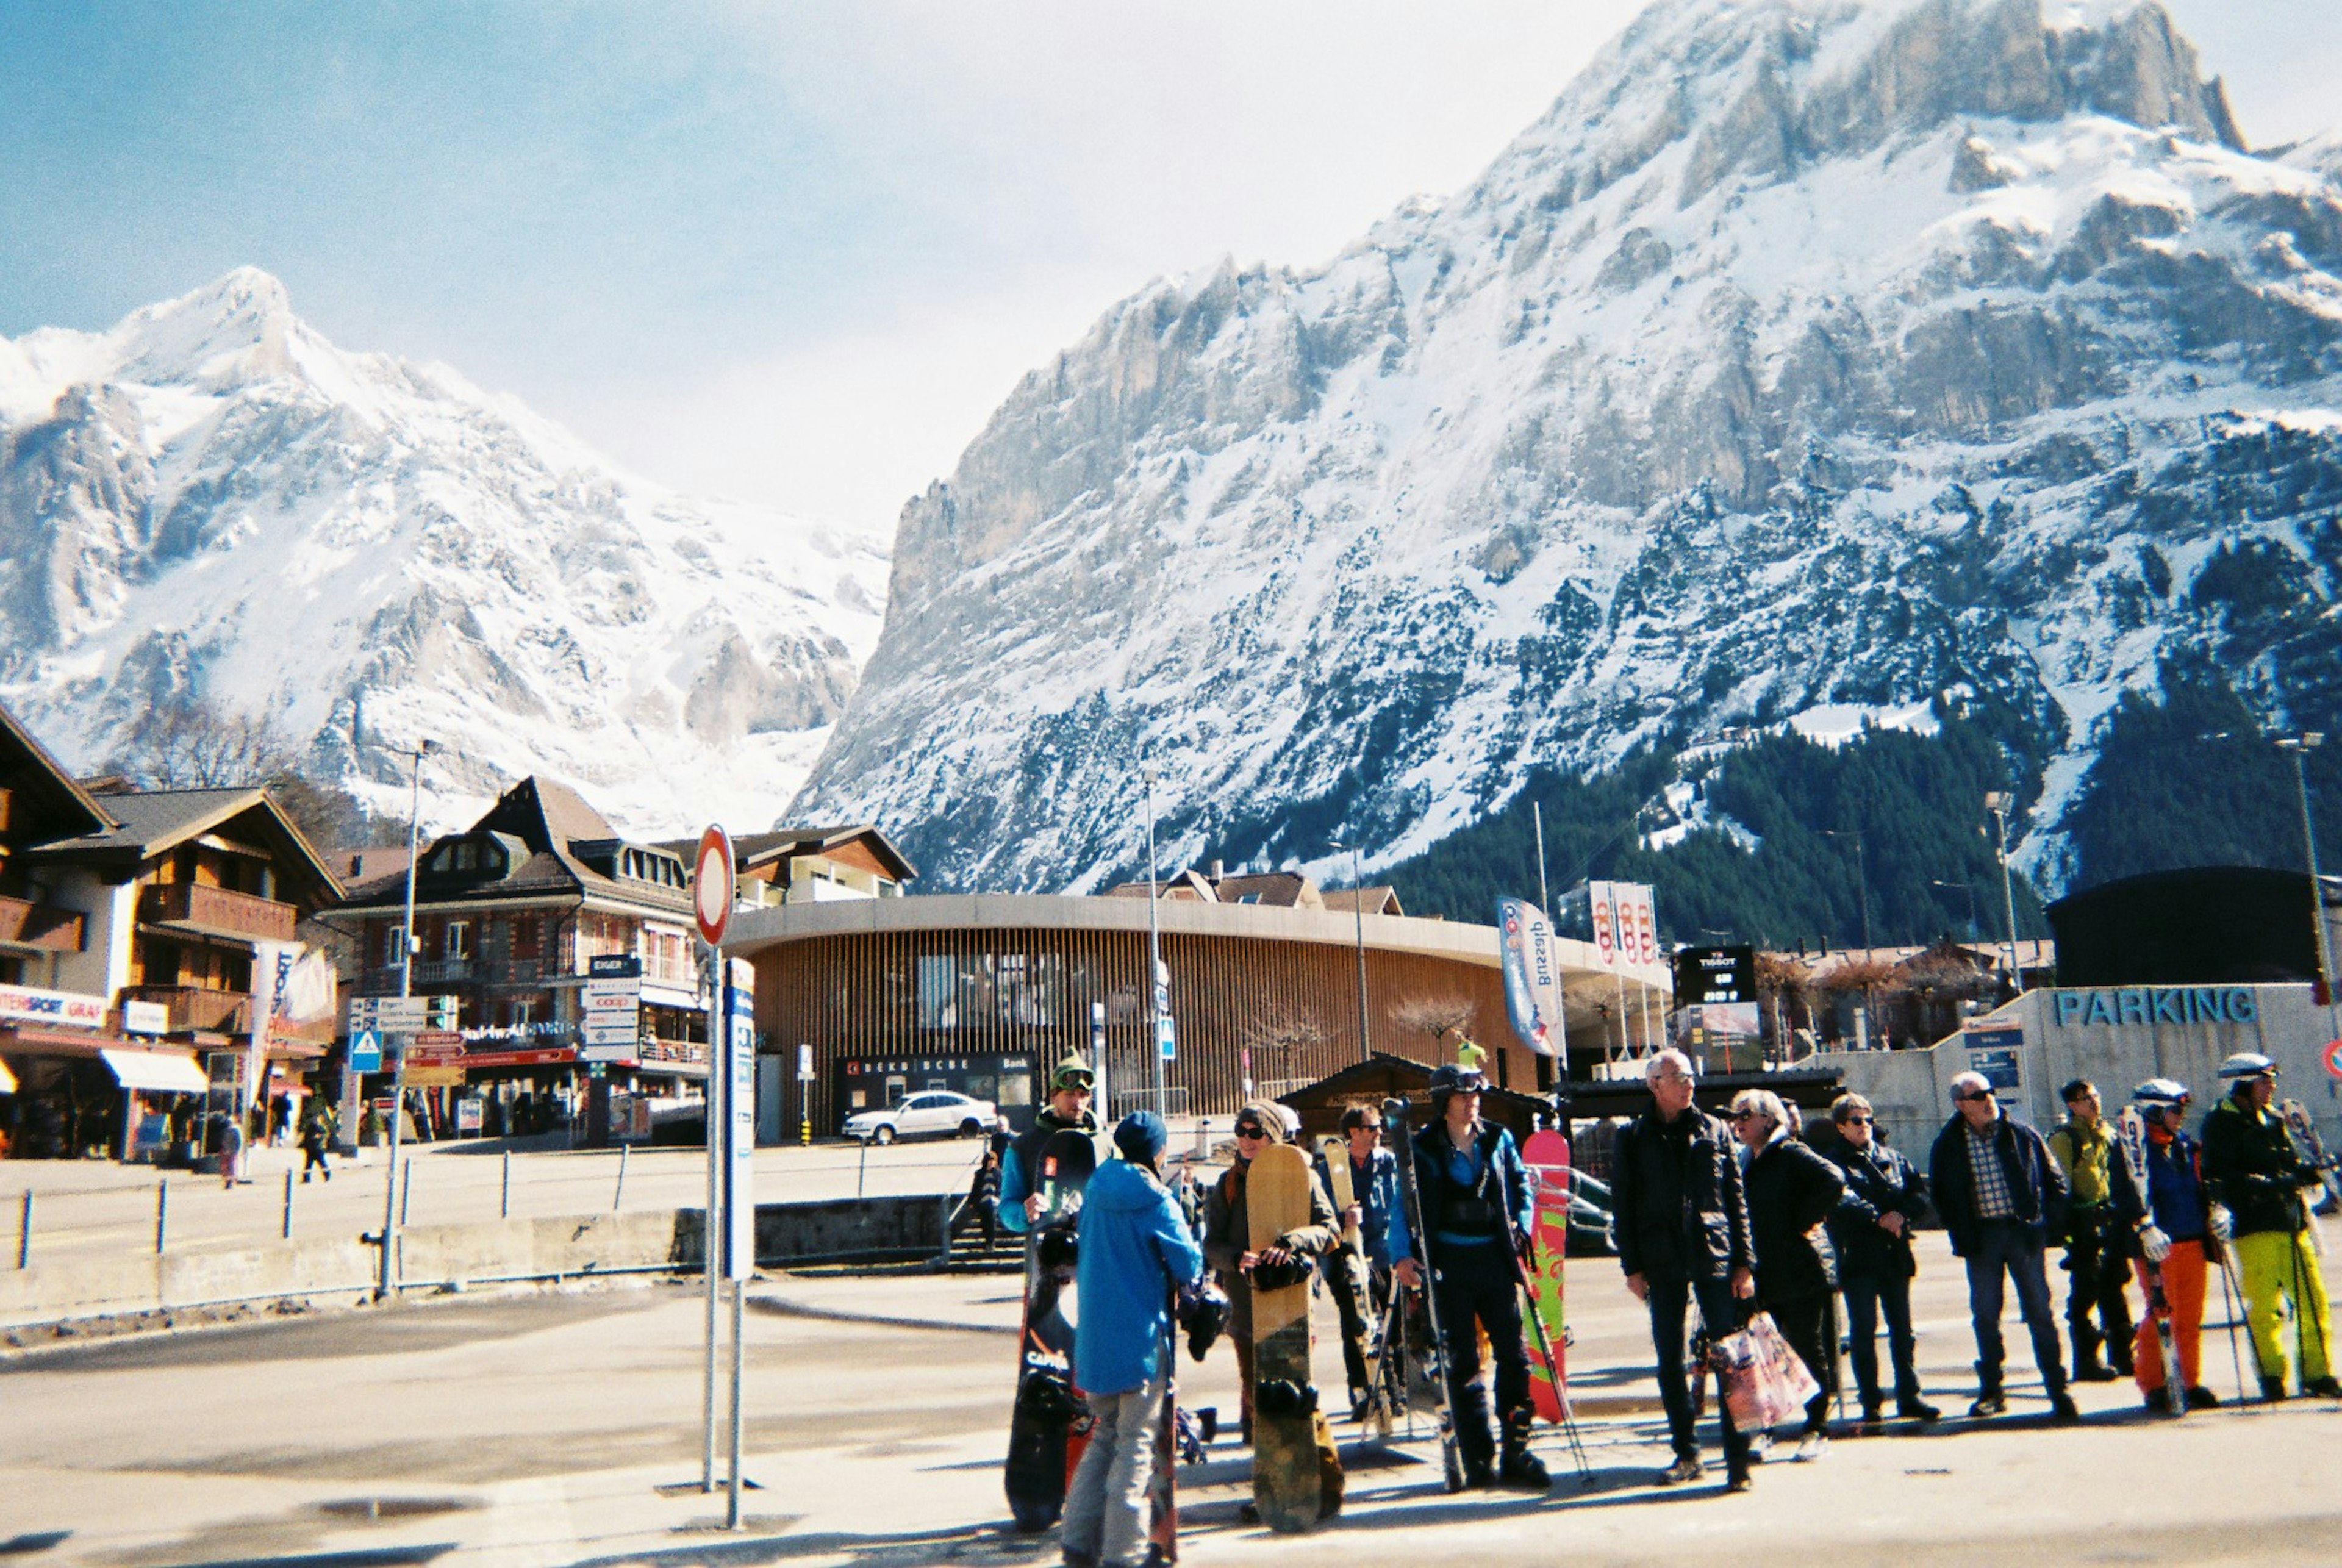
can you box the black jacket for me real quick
[2200,1095,2317,1238]
[1407,1119,1535,1259]
[1825,1138,1927,1281]
[1744,1136,1844,1303]
[1927,1112,2068,1258]
[1611,1106,1753,1284]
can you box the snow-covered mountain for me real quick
[0,268,889,838]
[794,0,2342,897]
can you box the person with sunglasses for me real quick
[1200,1100,1337,1445]
[1928,1070,2077,1422]
[998,1058,1100,1236]
[1612,1049,1756,1491]
[1823,1092,1940,1428]
[1730,1087,1844,1459]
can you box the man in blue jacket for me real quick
[1928,1070,2076,1422]
[1062,1111,1204,1568]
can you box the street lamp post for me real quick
[1930,879,1980,942]
[2277,734,2337,1009]
[1142,764,1163,1117]
[378,737,434,1301]
[1330,840,1371,1065]
[1820,828,1871,950]
[1983,791,2024,997]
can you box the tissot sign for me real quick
[2050,987,2259,1028]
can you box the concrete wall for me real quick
[1816,982,2342,1158]
[0,1193,955,1330]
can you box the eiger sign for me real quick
[2050,987,2258,1028]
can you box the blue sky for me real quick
[1,2,2332,531]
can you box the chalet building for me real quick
[331,776,911,1139]
[1105,862,1403,915]
[0,703,342,1160]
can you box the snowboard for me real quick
[1148,1295,1178,1563]
[1520,1129,1573,1424]
[2279,1098,2342,1212]
[1316,1136,1382,1430]
[2116,1106,2186,1417]
[1004,1128,1097,1533]
[1247,1142,1322,1533]
[1383,1098,1465,1492]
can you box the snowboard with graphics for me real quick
[1520,1129,1573,1423]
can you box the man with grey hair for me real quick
[1928,1070,2077,1422]
[1613,1048,1756,1490]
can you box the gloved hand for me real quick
[2208,1204,2233,1242]
[2139,1225,2171,1264]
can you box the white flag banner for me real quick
[1623,884,1660,967]
[1588,880,1621,967]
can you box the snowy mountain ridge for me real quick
[0,268,890,839]
[794,0,2342,898]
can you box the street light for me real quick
[1819,828,1871,950]
[1330,839,1371,1065]
[1930,879,1979,941]
[1983,791,2024,997]
[379,737,435,1301]
[1142,763,1163,1118]
[2276,734,2337,1008]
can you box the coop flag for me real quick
[1588,881,1659,968]
[1495,897,1566,1058]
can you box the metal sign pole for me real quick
[702,937,720,1492]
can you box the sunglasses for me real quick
[1839,1115,1874,1126]
[1233,1126,1266,1140]
[1730,1111,1762,1123]
[1955,1091,1993,1103]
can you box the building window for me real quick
[512,914,540,961]
[446,920,471,960]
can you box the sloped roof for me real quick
[653,823,919,884]
[341,776,689,915]
[0,701,114,847]
[1322,886,1403,917]
[26,785,341,903]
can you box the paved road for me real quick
[0,1137,990,1267]
[5,1228,2338,1566]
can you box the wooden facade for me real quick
[749,916,1564,1137]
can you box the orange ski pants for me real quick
[2130,1239,2206,1394]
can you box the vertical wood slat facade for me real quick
[743,906,1566,1136]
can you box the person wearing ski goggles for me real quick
[999,1057,1099,1233]
[2107,1080,2219,1413]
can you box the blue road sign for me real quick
[349,1027,382,1073]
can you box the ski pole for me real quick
[2212,1244,2249,1402]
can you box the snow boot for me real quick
[1496,1411,1549,1491]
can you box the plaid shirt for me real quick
[1966,1118,2018,1219]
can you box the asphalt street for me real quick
[5,1227,2340,1567]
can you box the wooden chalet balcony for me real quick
[118,985,252,1035]
[139,882,297,945]
[0,893,84,951]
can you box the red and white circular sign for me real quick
[695,825,735,947]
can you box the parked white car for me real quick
[842,1090,997,1144]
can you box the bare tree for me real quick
[109,701,293,789]
[1242,1006,1327,1095]
[1391,993,1478,1051]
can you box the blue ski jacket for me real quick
[1073,1155,1206,1397]
[1313,1144,1415,1269]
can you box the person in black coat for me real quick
[1731,1089,1844,1456]
[1822,1092,1940,1426]
[1612,1050,1756,1492]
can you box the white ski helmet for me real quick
[2216,1053,2276,1082]
[2130,1079,2189,1111]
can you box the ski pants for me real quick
[1842,1267,1922,1411]
[1431,1241,1530,1467]
[1061,1366,1166,1568]
[1645,1275,1750,1476]
[2129,1239,2205,1395]
[1961,1220,2068,1397]
[2231,1229,2333,1387]
[2060,1205,2134,1371]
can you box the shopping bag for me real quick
[1710,1311,1821,1430]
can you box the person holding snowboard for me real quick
[1201,1102,1336,1443]
[1000,1059,1099,1236]
[1822,1092,1939,1428]
[1061,1111,1204,1568]
[2199,1054,2340,1400]
[2107,1079,2219,1412]
[1411,1064,1549,1491]
[2046,1079,2135,1381]
[1313,1104,1421,1418]
[1611,1049,1755,1491]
